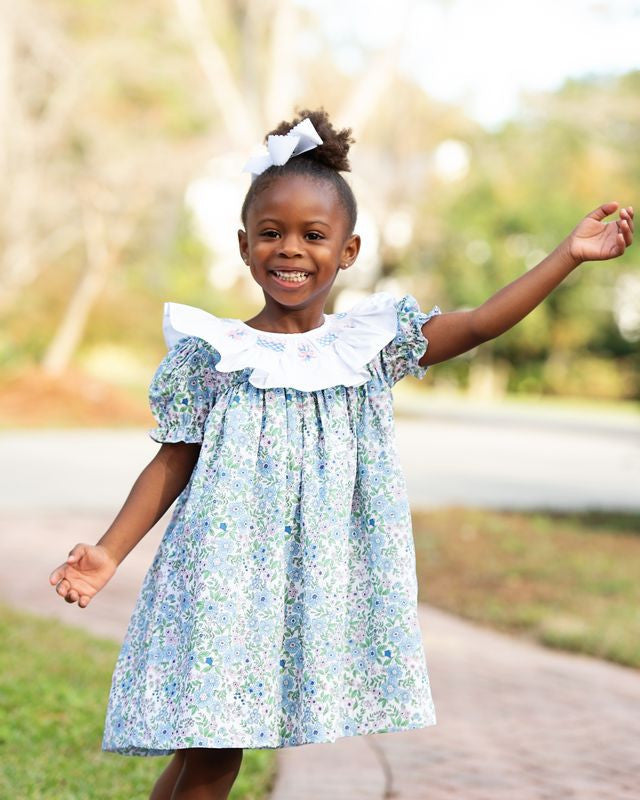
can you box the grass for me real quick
[0,603,276,800]
[412,507,640,669]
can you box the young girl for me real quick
[48,108,633,800]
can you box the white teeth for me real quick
[273,271,309,283]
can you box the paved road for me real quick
[3,510,639,800]
[1,400,639,513]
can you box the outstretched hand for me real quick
[48,544,118,608]
[569,202,634,263]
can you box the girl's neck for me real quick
[242,300,327,335]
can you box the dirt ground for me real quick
[0,366,152,428]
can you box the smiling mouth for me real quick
[270,270,310,284]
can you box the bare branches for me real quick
[264,0,298,126]
[1,0,405,372]
[173,0,254,146]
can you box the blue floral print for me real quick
[102,294,440,755]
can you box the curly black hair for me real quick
[240,107,358,235]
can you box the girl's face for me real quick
[237,174,360,310]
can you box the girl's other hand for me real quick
[569,201,634,263]
[48,544,118,608]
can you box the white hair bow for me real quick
[242,118,323,181]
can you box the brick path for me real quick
[3,511,640,799]
[270,605,640,800]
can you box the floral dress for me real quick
[101,291,441,755]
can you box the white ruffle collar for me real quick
[162,292,399,391]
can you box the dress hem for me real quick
[101,716,438,757]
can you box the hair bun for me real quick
[266,107,354,172]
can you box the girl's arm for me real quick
[420,202,634,367]
[48,442,200,607]
[96,442,201,565]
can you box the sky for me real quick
[298,0,640,129]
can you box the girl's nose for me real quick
[278,234,304,257]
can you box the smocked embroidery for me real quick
[159,292,438,391]
[256,337,286,351]
[317,331,338,346]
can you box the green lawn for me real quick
[413,507,640,669]
[0,604,276,799]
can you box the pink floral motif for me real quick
[297,343,317,361]
[227,328,248,339]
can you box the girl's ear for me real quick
[238,229,249,264]
[340,233,361,270]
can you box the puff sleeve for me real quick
[148,336,221,444]
[378,294,441,387]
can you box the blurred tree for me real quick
[418,72,640,398]
[0,1,636,401]
[0,0,410,373]
[0,0,215,374]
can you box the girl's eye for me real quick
[259,230,323,240]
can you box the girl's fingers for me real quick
[55,574,92,605]
[67,544,86,563]
[625,208,634,234]
[615,217,631,246]
[50,544,85,585]
[588,201,618,222]
[63,585,80,604]
[50,563,69,584]
[620,217,630,238]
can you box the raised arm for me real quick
[48,442,201,607]
[419,202,634,367]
